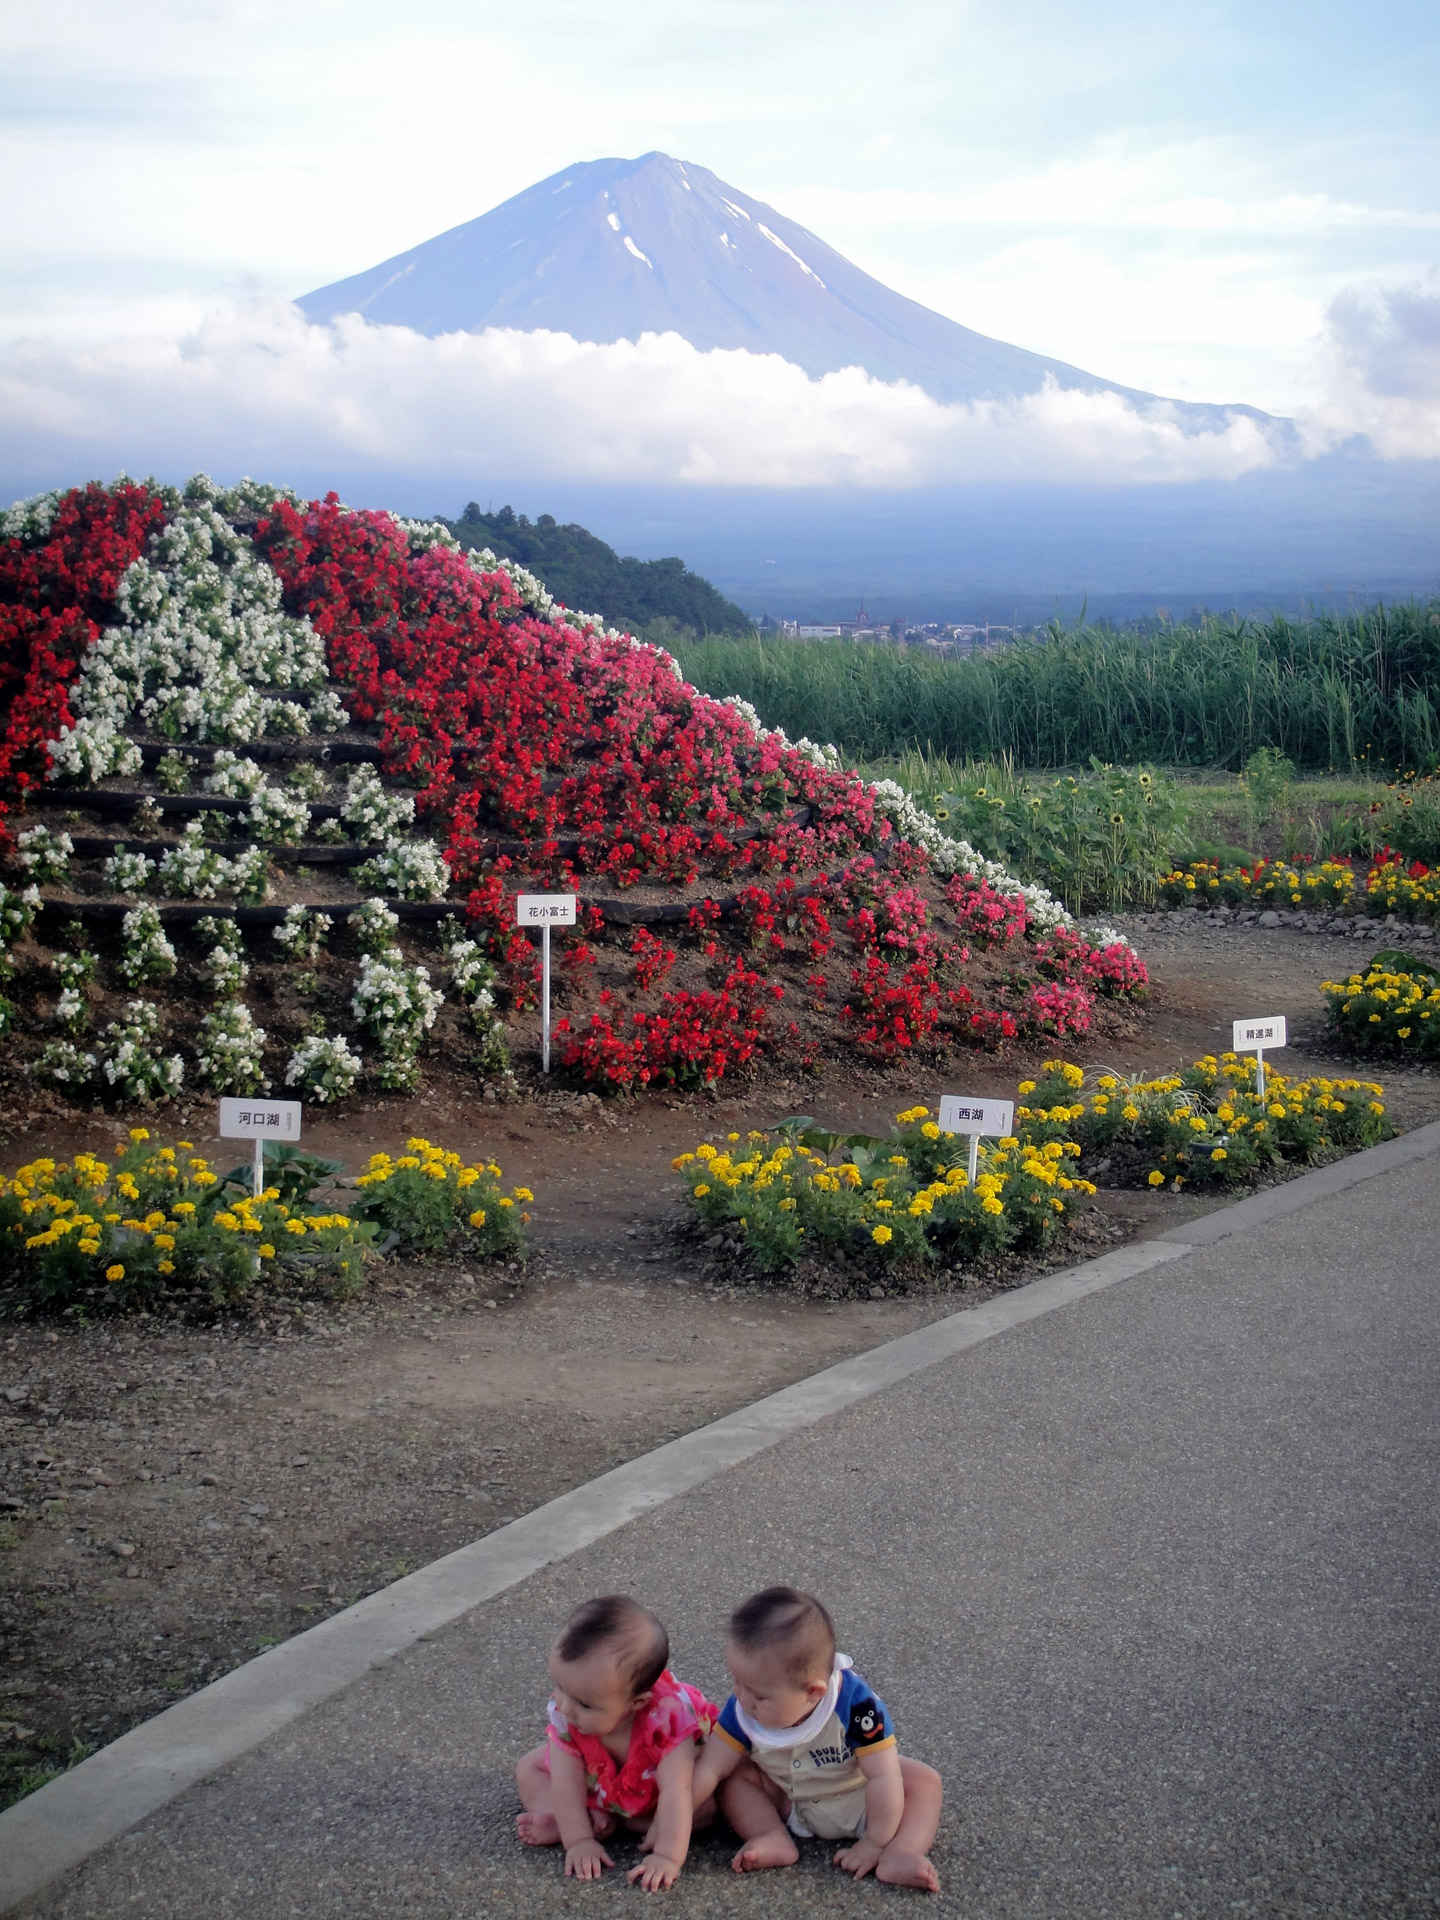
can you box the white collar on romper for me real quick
[733,1654,853,1750]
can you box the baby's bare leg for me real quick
[875,1757,943,1893]
[514,1746,560,1846]
[722,1762,799,1873]
[515,1747,616,1846]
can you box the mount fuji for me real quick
[299,152,1274,436]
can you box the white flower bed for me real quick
[35,1040,96,1088]
[103,847,155,894]
[340,764,414,842]
[247,784,310,846]
[351,955,442,1052]
[285,1032,361,1103]
[100,1000,184,1103]
[204,750,266,800]
[272,904,331,962]
[353,838,450,901]
[51,950,96,1033]
[196,916,248,994]
[196,1000,268,1094]
[347,897,401,958]
[46,498,343,779]
[17,825,72,884]
[120,905,177,987]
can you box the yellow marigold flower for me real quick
[691,1184,711,1200]
[78,1237,100,1255]
[129,1127,150,1141]
[1268,1103,1285,1118]
[871,1224,893,1245]
[696,1143,716,1161]
[1148,1170,1165,1187]
[498,1196,514,1208]
[456,1168,479,1187]
[513,1187,534,1203]
[1017,1080,1036,1094]
[285,1219,306,1235]
[1369,1101,1384,1114]
[153,1233,176,1251]
[258,1244,276,1259]
[1398,1027,1412,1039]
[981,1197,1004,1215]
[778,1197,797,1212]
[193,1171,218,1187]
[671,1154,695,1170]
[1189,1117,1208,1133]
[1211,1148,1227,1161]
[106,1263,125,1281]
[873,1198,893,1210]
[158,1259,175,1274]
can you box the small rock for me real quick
[198,1473,219,1487]
[109,1541,135,1559]
[2,1386,26,1404]
[1258,910,1281,928]
[484,1300,498,1310]
[869,1286,886,1299]
[0,1494,23,1511]
[289,1455,310,1468]
[248,1503,270,1517]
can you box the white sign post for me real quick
[1231,1014,1287,1100]
[219,1097,303,1201]
[516,894,578,1073]
[938,1094,1016,1188]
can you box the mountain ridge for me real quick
[299,153,1275,433]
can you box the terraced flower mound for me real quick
[0,475,1146,1105]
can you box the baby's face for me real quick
[548,1643,642,1738]
[726,1639,828,1731]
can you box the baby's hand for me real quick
[564,1836,614,1880]
[628,1852,683,1891]
[834,1835,885,1881]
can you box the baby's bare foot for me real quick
[877,1846,941,1892]
[515,1810,560,1846]
[731,1830,800,1873]
[589,1807,617,1840]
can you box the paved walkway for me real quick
[8,1138,1440,1917]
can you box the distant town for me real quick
[757,605,1019,653]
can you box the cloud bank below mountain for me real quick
[2,299,1289,493]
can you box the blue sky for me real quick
[1,0,1436,493]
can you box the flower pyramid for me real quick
[0,474,1147,1103]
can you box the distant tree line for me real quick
[443,504,753,640]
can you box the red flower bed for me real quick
[945,872,1028,947]
[554,967,781,1091]
[1034,927,1149,998]
[254,497,879,889]
[0,482,167,796]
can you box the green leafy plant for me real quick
[351,1138,532,1258]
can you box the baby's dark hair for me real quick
[555,1595,669,1695]
[728,1585,836,1684]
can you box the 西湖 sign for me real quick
[937,1095,1015,1138]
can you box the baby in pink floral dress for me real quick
[515,1594,719,1890]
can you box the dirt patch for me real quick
[3,913,1438,1808]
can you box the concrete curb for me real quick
[1156,1115,1440,1247]
[5,1118,1439,1910]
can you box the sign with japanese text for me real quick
[516,894,577,927]
[938,1096,1015,1137]
[1231,1016,1287,1053]
[218,1098,302,1142]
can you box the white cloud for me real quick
[0,300,1282,492]
[1303,280,1440,459]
